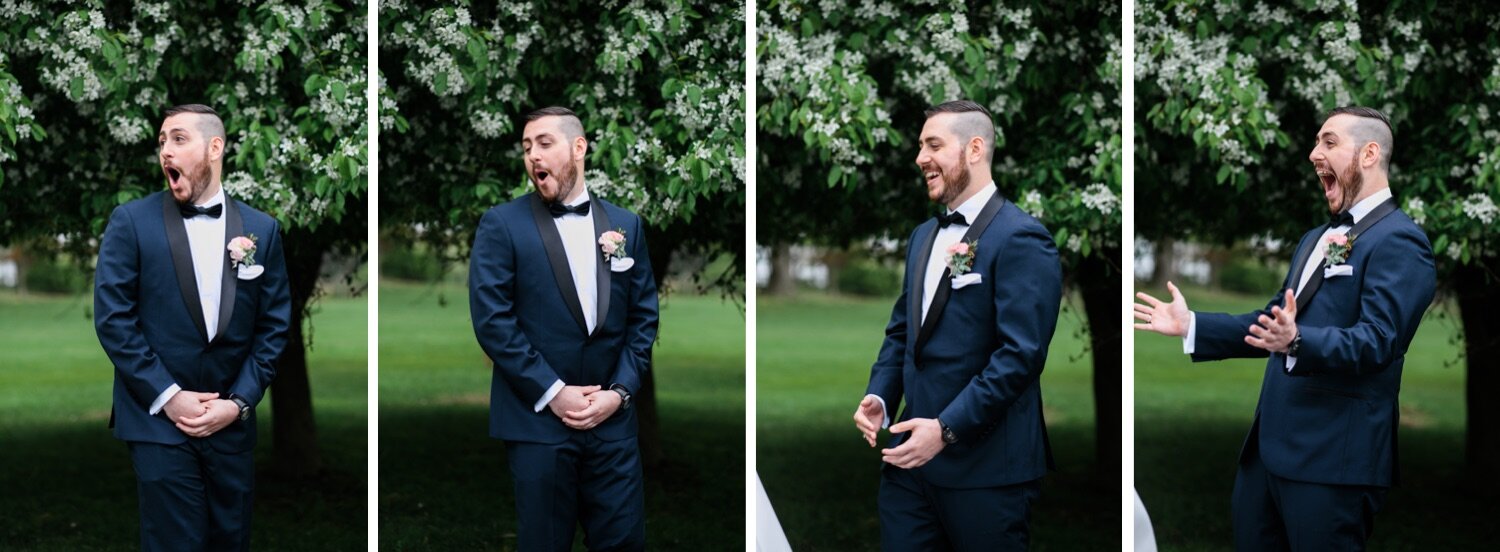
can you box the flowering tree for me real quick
[378,0,746,464]
[0,0,368,476]
[1137,0,1500,483]
[756,0,1123,467]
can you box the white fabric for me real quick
[183,188,226,342]
[1182,312,1196,355]
[553,187,598,333]
[535,379,565,413]
[756,472,794,552]
[1134,489,1159,552]
[149,383,182,416]
[537,185,600,413]
[921,183,996,325]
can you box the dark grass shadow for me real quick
[378,403,745,551]
[1136,421,1500,551]
[757,422,1119,551]
[0,419,367,551]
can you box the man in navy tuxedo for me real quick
[852,100,1062,551]
[469,106,659,551]
[1135,106,1436,550]
[94,104,291,551]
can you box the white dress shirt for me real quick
[1183,188,1394,374]
[865,182,998,428]
[150,189,227,416]
[534,186,599,412]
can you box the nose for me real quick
[1308,146,1319,164]
[915,148,928,167]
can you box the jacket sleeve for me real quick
[469,208,564,405]
[94,205,179,409]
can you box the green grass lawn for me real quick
[757,292,1118,550]
[377,280,746,551]
[0,289,368,551]
[1134,283,1497,550]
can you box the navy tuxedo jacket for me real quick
[866,195,1062,489]
[94,191,292,453]
[469,193,659,444]
[1192,206,1434,487]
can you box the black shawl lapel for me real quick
[161,193,209,342]
[214,199,243,342]
[528,194,590,336]
[1295,198,1398,313]
[908,223,939,350]
[915,194,1006,358]
[591,202,612,340]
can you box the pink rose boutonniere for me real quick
[598,229,628,260]
[1324,233,1352,265]
[227,234,259,267]
[946,239,978,276]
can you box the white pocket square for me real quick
[610,258,635,272]
[950,273,982,289]
[236,265,265,280]
[1323,265,1353,278]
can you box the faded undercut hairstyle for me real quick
[1326,106,1394,171]
[162,104,226,145]
[924,100,995,164]
[523,106,588,152]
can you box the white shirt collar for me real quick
[947,181,997,224]
[1347,187,1393,224]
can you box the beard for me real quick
[1331,155,1363,214]
[536,161,580,203]
[169,144,216,205]
[934,160,972,207]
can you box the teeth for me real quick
[925,172,938,179]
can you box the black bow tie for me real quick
[548,200,590,218]
[1328,210,1354,228]
[937,211,968,228]
[179,203,223,219]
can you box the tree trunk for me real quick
[1149,239,1176,287]
[1455,258,1500,491]
[270,236,324,478]
[1077,251,1122,477]
[767,243,796,296]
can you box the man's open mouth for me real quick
[1317,169,1335,189]
[165,166,181,185]
[533,169,549,184]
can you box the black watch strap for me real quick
[228,394,251,421]
[939,419,958,444]
[610,384,632,409]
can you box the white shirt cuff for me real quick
[149,383,182,416]
[534,379,565,412]
[1285,354,1297,373]
[864,394,890,429]
[1182,312,1197,354]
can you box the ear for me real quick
[573,135,588,162]
[1360,141,1381,169]
[209,136,225,162]
[967,136,986,165]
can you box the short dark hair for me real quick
[1324,106,1393,170]
[924,100,995,164]
[161,103,226,142]
[523,106,586,143]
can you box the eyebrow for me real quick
[157,127,188,137]
[1316,131,1337,141]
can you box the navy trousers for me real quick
[506,432,645,551]
[128,440,255,552]
[878,464,1040,552]
[1232,450,1386,551]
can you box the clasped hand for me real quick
[853,397,946,469]
[548,385,622,431]
[162,390,238,438]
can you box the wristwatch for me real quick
[610,384,632,410]
[938,419,958,444]
[1287,332,1302,357]
[228,394,252,422]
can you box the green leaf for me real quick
[304,74,326,97]
[331,81,347,103]
[467,36,488,69]
[1216,165,1232,184]
[434,72,448,95]
[827,165,844,187]
[69,76,84,100]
